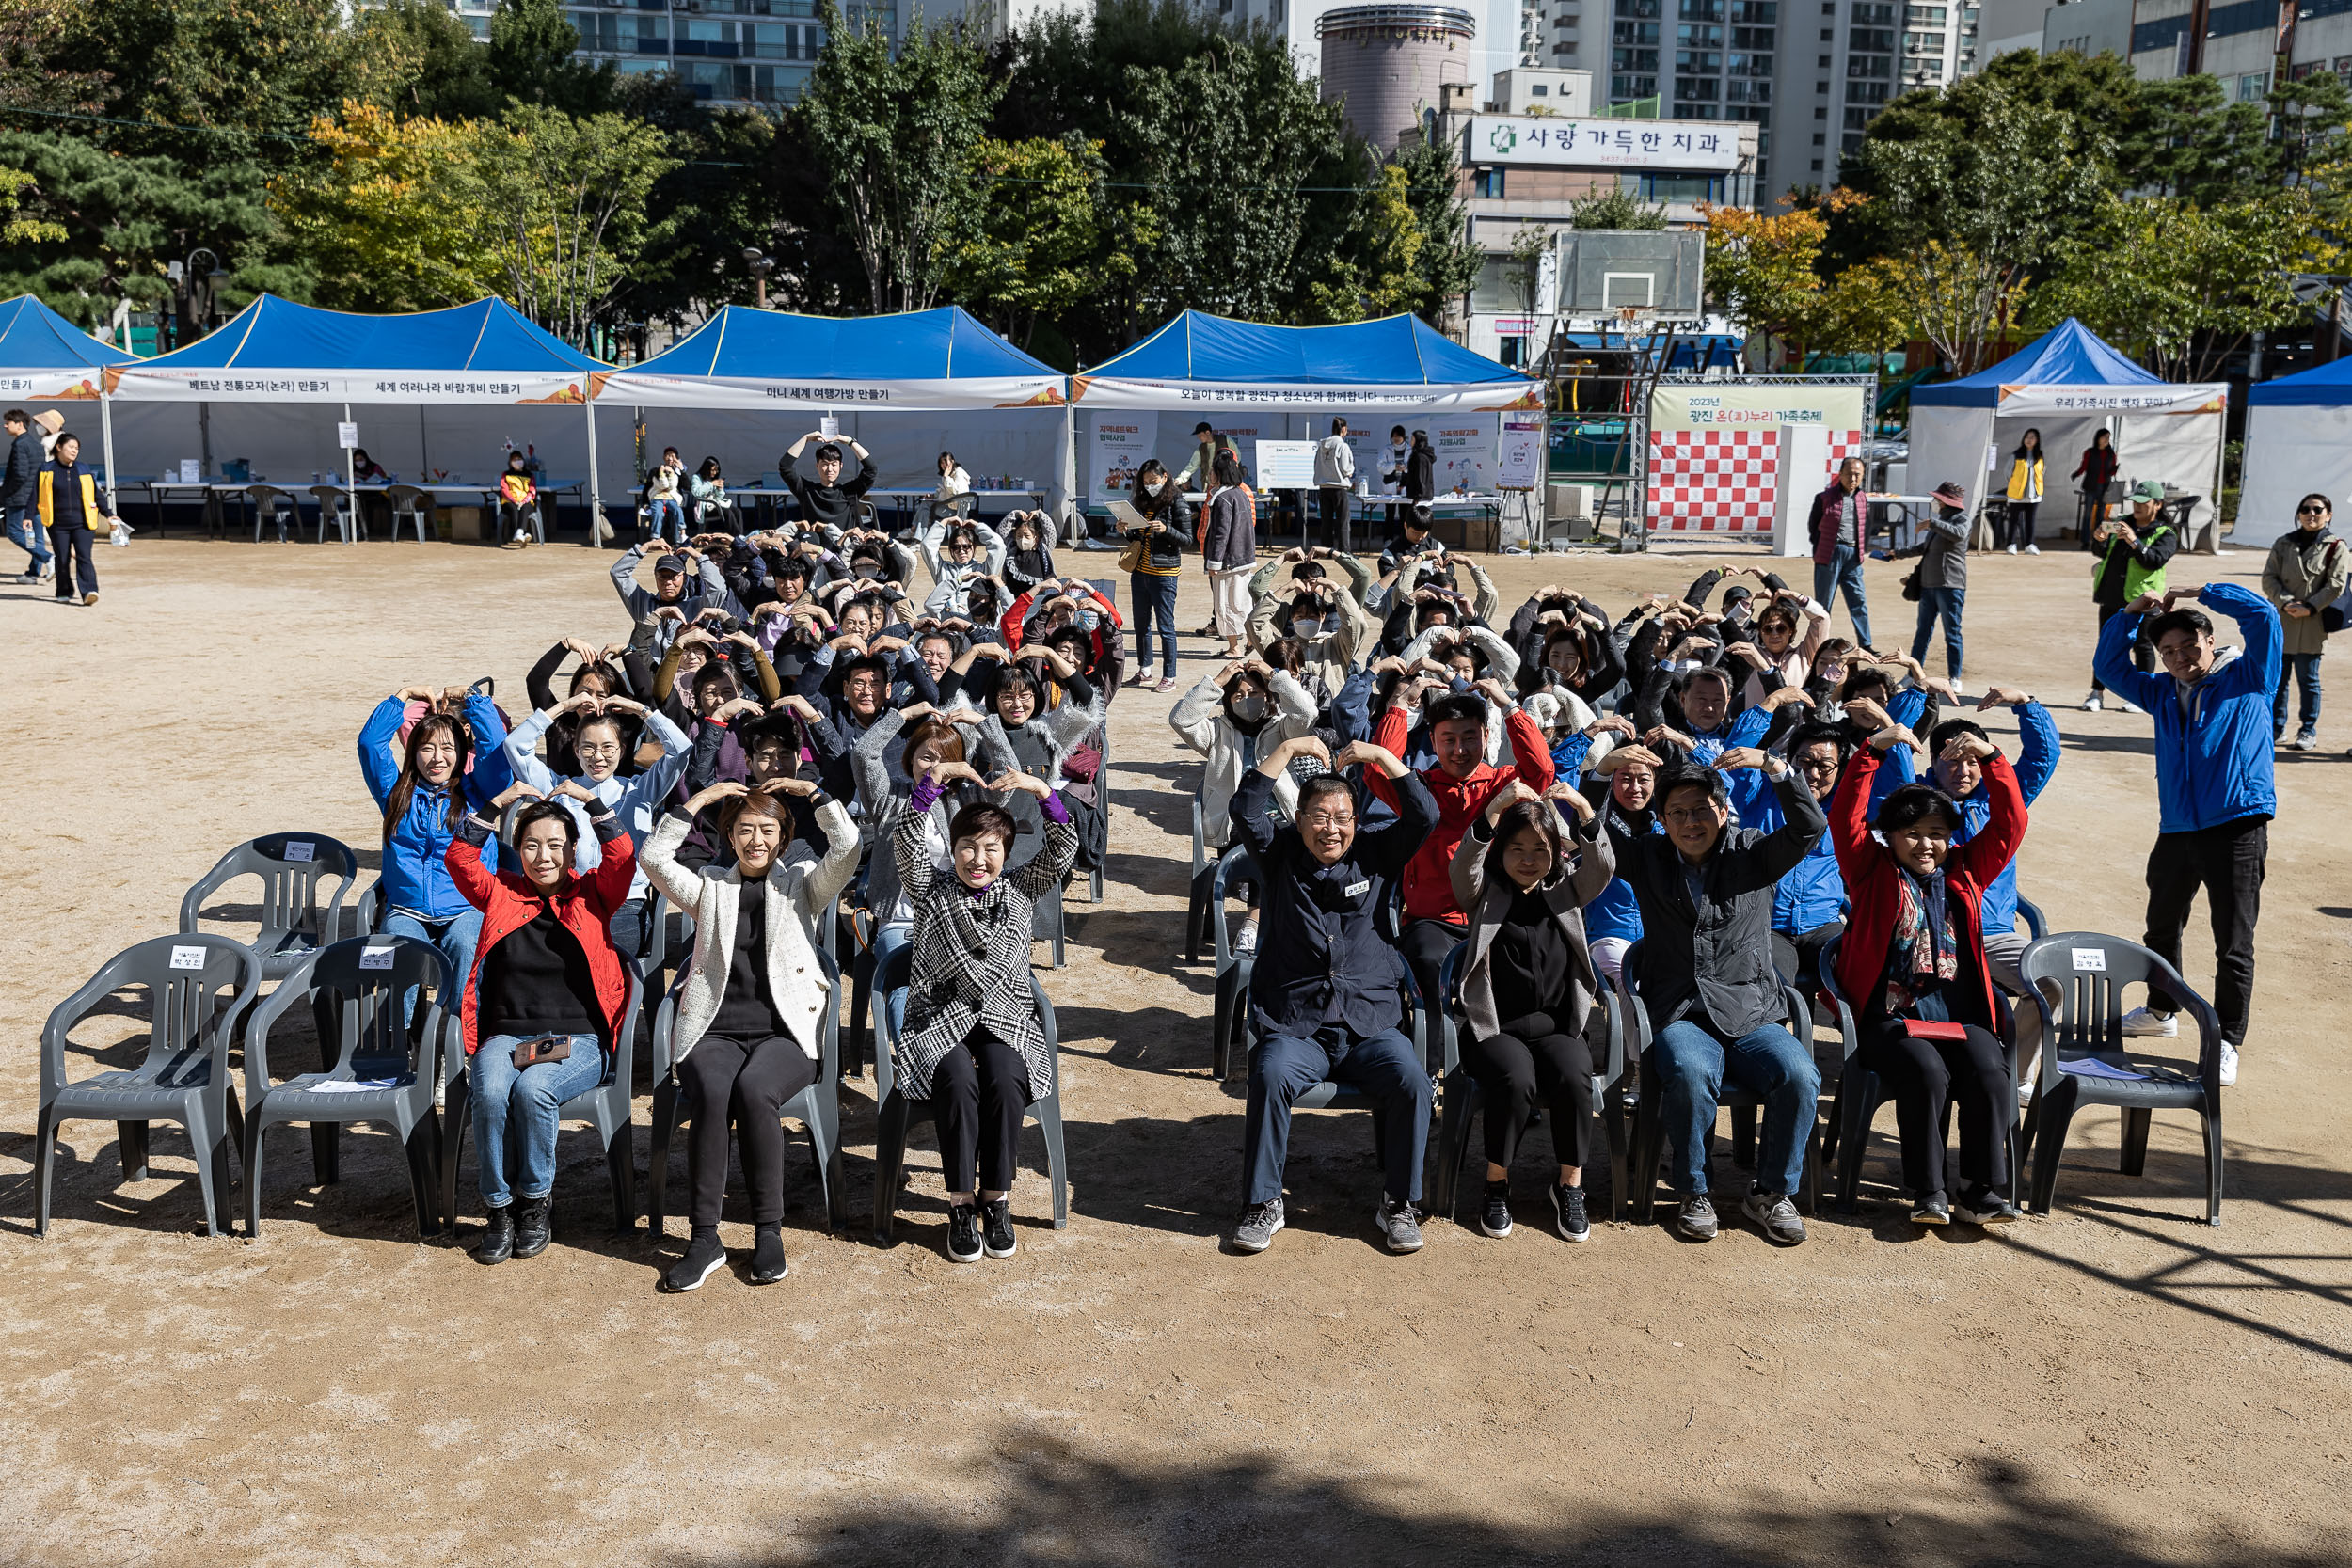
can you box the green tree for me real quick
[801,2,1000,314]
[486,0,616,115]
[1393,116,1481,318]
[1301,162,1430,324]
[458,106,676,343]
[355,0,501,121]
[2120,74,2274,203]
[1569,189,1668,229]
[946,134,1152,352]
[2030,191,2321,382]
[270,102,500,311]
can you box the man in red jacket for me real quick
[1370,676,1555,1011]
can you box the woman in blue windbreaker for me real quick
[359,687,514,1008]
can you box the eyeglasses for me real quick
[1661,806,1719,826]
[2298,504,2328,515]
[1297,812,1356,830]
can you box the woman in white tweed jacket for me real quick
[892,756,1076,1264]
[640,776,860,1292]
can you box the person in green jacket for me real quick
[2082,479,2175,714]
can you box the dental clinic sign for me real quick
[1468,117,1742,172]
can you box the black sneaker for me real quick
[662,1227,728,1292]
[1954,1190,2020,1226]
[1676,1192,1718,1241]
[512,1194,552,1259]
[981,1198,1017,1259]
[1478,1178,1513,1238]
[1550,1183,1591,1243]
[748,1224,788,1284]
[473,1204,514,1265]
[1911,1193,1952,1227]
[946,1203,982,1264]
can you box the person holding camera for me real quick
[447,780,641,1265]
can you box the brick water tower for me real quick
[1316,4,1478,153]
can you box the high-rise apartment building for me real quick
[1749,0,1975,202]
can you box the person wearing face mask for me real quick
[1448,779,1617,1243]
[1171,656,1320,939]
[2260,491,2346,752]
[891,757,1077,1264]
[1247,554,1369,691]
[1122,458,1188,692]
[501,451,544,547]
[1830,721,2026,1227]
[447,781,639,1264]
[1001,577,1121,661]
[642,776,861,1291]
[359,686,515,1022]
[502,689,692,961]
[1580,743,1668,984]
[999,512,1057,594]
[1230,735,1441,1256]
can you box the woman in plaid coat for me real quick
[892,757,1076,1263]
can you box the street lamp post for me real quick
[743,247,775,309]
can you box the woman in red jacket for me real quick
[448,780,638,1264]
[1828,722,2026,1228]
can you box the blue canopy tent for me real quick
[2241,356,2352,548]
[1067,311,1536,523]
[1908,318,2227,549]
[0,295,138,499]
[105,295,612,535]
[593,305,1074,528]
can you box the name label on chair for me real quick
[284,841,315,863]
[2071,947,2106,972]
[170,944,207,971]
[359,944,396,971]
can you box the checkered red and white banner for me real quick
[1646,428,1863,533]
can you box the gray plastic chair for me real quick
[177,832,359,982]
[241,936,452,1239]
[308,484,359,545]
[35,933,262,1237]
[384,485,434,543]
[248,483,295,543]
[1205,846,1259,1082]
[437,959,644,1238]
[647,941,849,1239]
[1430,939,1630,1224]
[2019,931,2225,1225]
[869,942,1068,1243]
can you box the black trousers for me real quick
[2090,602,2155,693]
[1317,485,1352,554]
[931,1029,1030,1195]
[1463,1011,1596,1169]
[499,499,537,537]
[1858,1017,2010,1200]
[49,524,94,599]
[678,1031,821,1227]
[1400,918,1463,1024]
[1772,920,1845,991]
[2144,816,2266,1048]
[2001,503,2038,548]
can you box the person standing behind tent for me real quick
[2261,492,2348,752]
[779,430,876,533]
[1807,455,1874,649]
[1314,418,1356,554]
[2002,428,2044,556]
[2082,480,2174,713]
[1405,430,1437,503]
[1202,449,1257,659]
[3,409,50,584]
[2073,429,2118,549]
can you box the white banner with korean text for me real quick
[1467,117,1743,170]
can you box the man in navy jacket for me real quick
[1231,734,1439,1258]
[2094,581,2280,1085]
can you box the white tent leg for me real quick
[101,392,117,515]
[343,401,357,545]
[1054,403,1077,546]
[584,393,606,546]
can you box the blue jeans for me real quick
[649,498,684,543]
[2274,650,2321,738]
[1812,546,1871,649]
[469,1032,608,1208]
[1130,570,1179,677]
[1652,1017,1820,1197]
[380,908,483,1030]
[5,504,48,570]
[1909,583,1964,679]
[1242,1022,1432,1207]
[873,920,913,1040]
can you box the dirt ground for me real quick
[4,531,2350,1568]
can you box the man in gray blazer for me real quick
[1605,752,1825,1245]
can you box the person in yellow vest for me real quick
[37,431,121,608]
[2001,428,2044,556]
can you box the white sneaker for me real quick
[2119,698,2146,716]
[2025,545,2041,556]
[2080,692,2103,712]
[2005,544,2018,555]
[2120,1006,2177,1038]
[511,530,528,545]
[1233,921,1258,956]
[2218,1042,2238,1086]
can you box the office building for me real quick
[1742,0,1977,202]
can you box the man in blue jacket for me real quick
[1926,689,2060,1080]
[2094,582,2280,1085]
[2,408,50,582]
[1231,733,1440,1258]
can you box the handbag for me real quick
[1900,564,1923,602]
[2321,542,2348,634]
[1116,532,1148,573]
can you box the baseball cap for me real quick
[1192,421,1215,436]
[655,552,689,575]
[2129,479,2166,503]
